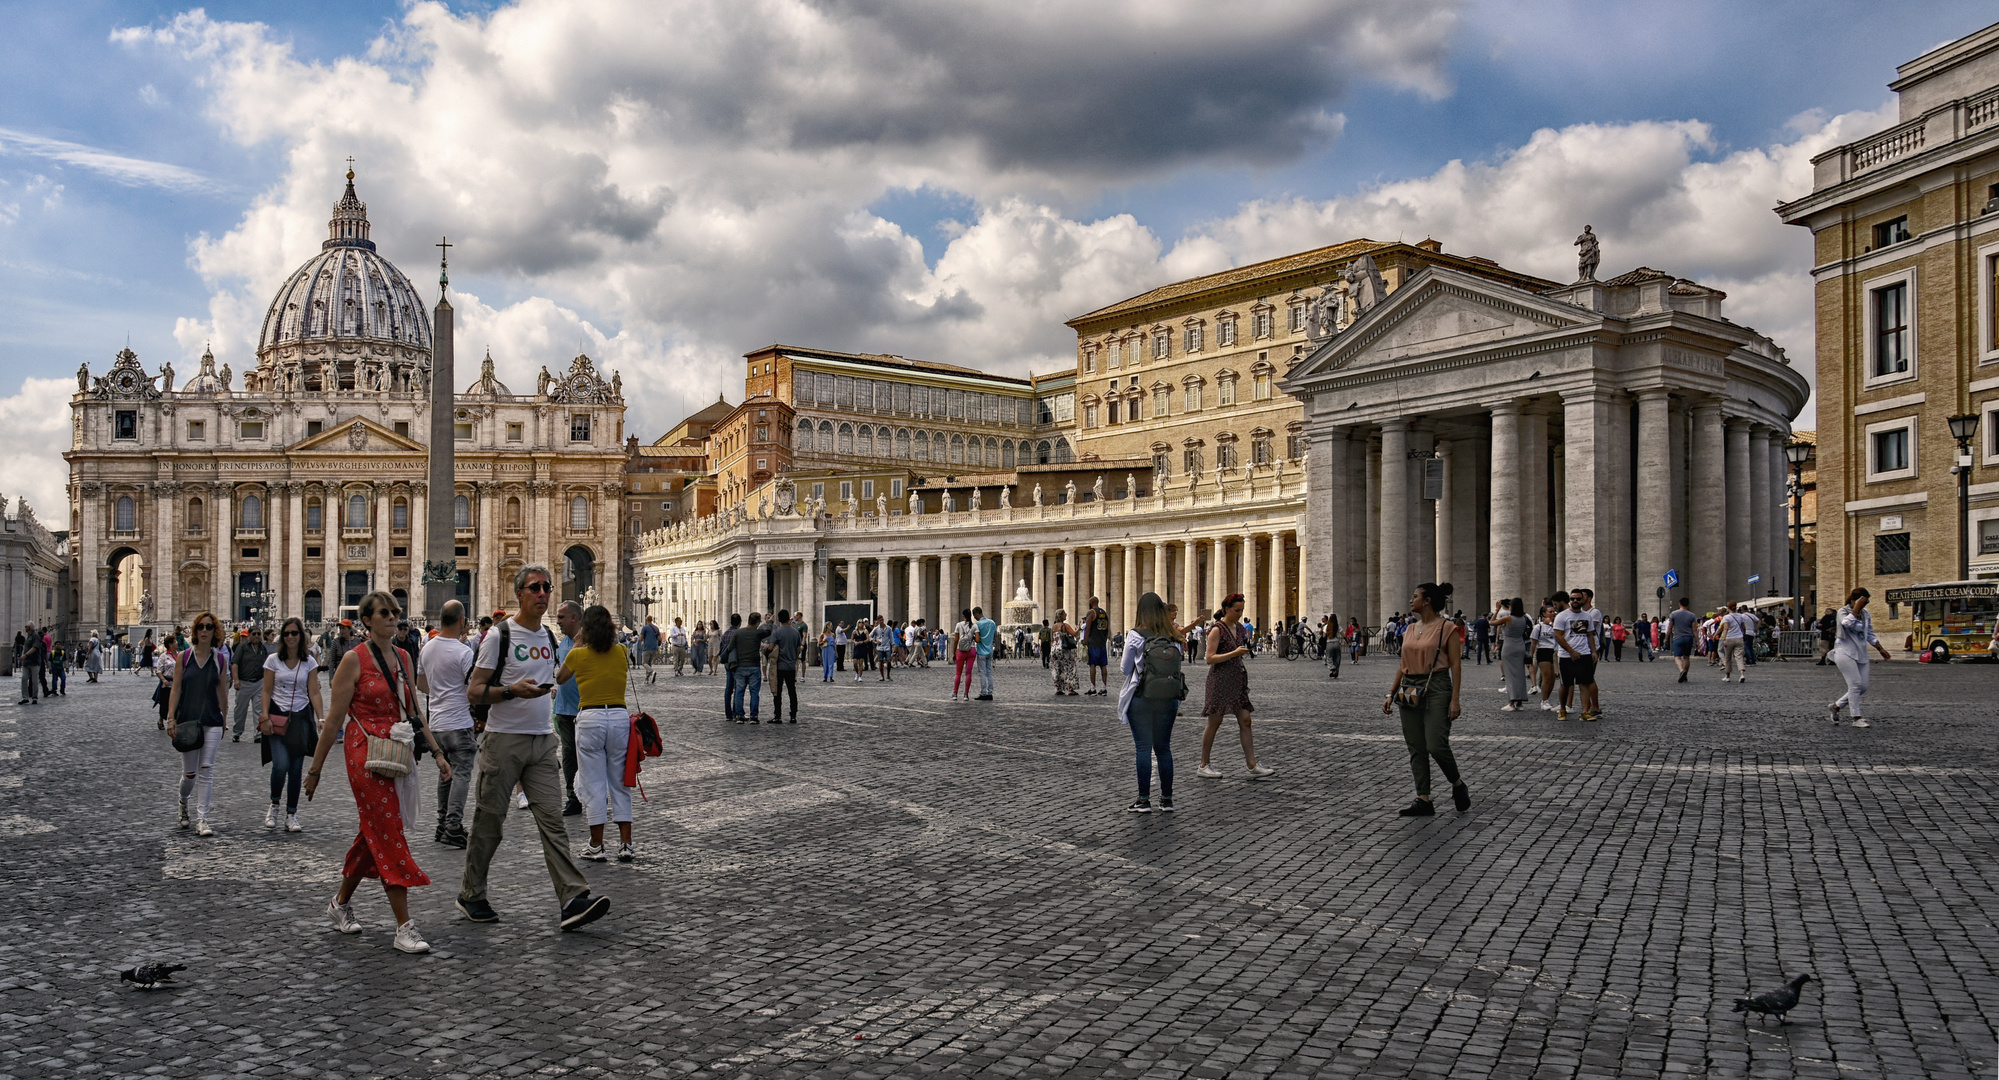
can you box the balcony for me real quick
[341,527,374,541]
[108,529,140,543]
[234,528,266,541]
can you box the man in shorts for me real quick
[1084,597,1111,696]
[1553,589,1602,721]
[1664,597,1701,683]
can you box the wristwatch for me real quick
[500,687,515,701]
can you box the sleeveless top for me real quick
[175,650,225,727]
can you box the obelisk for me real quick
[422,237,456,625]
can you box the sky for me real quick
[0,0,1991,520]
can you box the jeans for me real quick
[1127,697,1178,799]
[458,732,589,907]
[179,726,221,817]
[1397,670,1459,798]
[691,642,708,673]
[1636,639,1653,661]
[19,662,38,702]
[432,727,479,833]
[976,653,995,697]
[771,668,798,718]
[555,714,579,801]
[729,665,763,719]
[575,708,633,826]
[268,724,307,813]
[231,679,263,735]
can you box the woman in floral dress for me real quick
[1197,594,1273,779]
[1050,610,1080,696]
[304,591,452,955]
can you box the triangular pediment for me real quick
[291,416,424,453]
[1287,267,1597,383]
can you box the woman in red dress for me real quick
[304,591,452,954]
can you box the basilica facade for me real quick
[65,174,628,636]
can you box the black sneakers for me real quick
[456,896,500,923]
[1125,799,1152,814]
[1398,799,1436,817]
[439,826,468,849]
[560,892,611,931]
[1452,783,1471,812]
[563,798,583,817]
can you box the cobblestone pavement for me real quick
[0,649,1994,1079]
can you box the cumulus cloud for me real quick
[0,376,81,518]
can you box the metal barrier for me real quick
[1778,630,1818,658]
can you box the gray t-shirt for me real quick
[768,623,803,671]
[1665,609,1700,640]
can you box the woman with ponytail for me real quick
[1382,582,1469,816]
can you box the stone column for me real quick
[970,551,987,619]
[1770,437,1790,605]
[407,484,426,615]
[372,483,392,600]
[1364,442,1380,624]
[749,551,764,615]
[1266,530,1286,632]
[1091,546,1107,615]
[1635,389,1673,616]
[215,485,234,620]
[1182,539,1199,618]
[1297,537,1310,619]
[324,487,342,622]
[1410,426,1436,593]
[1208,537,1226,611]
[1691,401,1726,614]
[1519,407,1550,603]
[1749,426,1773,599]
[1725,418,1751,605]
[477,485,499,616]
[1378,420,1408,618]
[877,555,891,615]
[266,484,285,622]
[1561,389,1618,606]
[1151,541,1169,605]
[1062,548,1078,620]
[1121,542,1139,630]
[1436,439,1455,584]
[77,483,101,630]
[286,484,307,619]
[1239,531,1259,629]
[1307,427,1344,623]
[1453,438,1483,609]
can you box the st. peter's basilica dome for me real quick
[255,171,433,365]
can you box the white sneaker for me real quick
[1540,700,1555,711]
[194,817,214,837]
[327,899,362,934]
[1246,765,1276,779]
[286,814,304,833]
[617,842,635,863]
[581,844,609,862]
[264,806,278,830]
[393,920,431,954]
[1850,718,1870,728]
[1500,703,1518,712]
[1196,764,1224,778]
[515,791,530,809]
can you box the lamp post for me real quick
[1948,413,1980,581]
[1785,440,1813,629]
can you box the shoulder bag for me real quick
[362,643,418,778]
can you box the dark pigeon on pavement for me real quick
[119,963,186,989]
[1732,973,1814,1025]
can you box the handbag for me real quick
[362,642,419,778]
[266,712,290,737]
[1393,623,1450,709]
[170,719,205,752]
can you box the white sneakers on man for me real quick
[264,806,278,830]
[393,920,431,954]
[327,899,362,934]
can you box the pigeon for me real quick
[1732,973,1813,1025]
[119,963,186,990]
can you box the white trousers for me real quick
[575,707,633,827]
[1832,653,1869,719]
[179,726,221,816]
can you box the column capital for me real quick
[1723,414,1751,432]
[1481,398,1525,416]
[1379,416,1410,433]
[79,482,103,497]
[1633,385,1673,402]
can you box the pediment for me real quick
[1288,267,1596,383]
[291,416,424,453]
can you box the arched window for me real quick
[1036,440,1052,465]
[1053,437,1073,463]
[304,590,322,624]
[915,430,930,461]
[115,496,135,531]
[570,495,589,531]
[856,425,873,457]
[1018,440,1032,464]
[879,426,894,457]
[347,494,368,529]
[837,423,854,455]
[391,497,408,530]
[505,496,522,530]
[453,495,470,528]
[1001,440,1015,469]
[241,494,263,530]
[896,428,911,459]
[305,498,321,532]
[796,418,814,452]
[187,497,204,535]
[949,433,965,464]
[819,420,834,449]
[984,437,999,468]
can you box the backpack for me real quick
[1138,634,1187,701]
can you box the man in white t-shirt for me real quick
[457,565,609,931]
[1553,589,1603,721]
[667,617,689,677]
[416,600,478,848]
[1717,602,1756,683]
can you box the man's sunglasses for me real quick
[522,582,552,594]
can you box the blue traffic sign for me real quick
[1662,569,1679,588]
[1748,574,1762,585]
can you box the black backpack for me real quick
[1138,634,1187,701]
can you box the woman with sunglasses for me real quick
[259,617,324,832]
[304,591,453,955]
[164,612,229,835]
[1197,593,1272,780]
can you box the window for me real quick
[811,482,825,501]
[570,496,589,531]
[1288,304,1306,332]
[506,496,522,530]
[793,371,813,401]
[1873,281,1909,379]
[305,419,323,437]
[1055,393,1074,422]
[1152,446,1171,477]
[948,390,964,419]
[1219,443,1238,470]
[304,590,322,624]
[507,422,523,442]
[187,497,204,534]
[1218,317,1236,347]
[837,423,854,455]
[1152,329,1170,359]
[1255,310,1273,339]
[915,430,930,461]
[890,479,904,499]
[1875,532,1911,575]
[896,428,911,458]
[1153,387,1169,417]
[756,458,766,470]
[1218,378,1236,406]
[857,426,873,457]
[1002,440,1016,468]
[893,383,909,413]
[984,394,1000,425]
[454,495,470,528]
[392,498,408,531]
[115,410,137,439]
[570,413,591,442]
[797,418,815,452]
[1287,433,1304,460]
[1980,518,1999,555]
[1053,437,1072,463]
[392,421,409,437]
[112,496,135,531]
[305,499,322,532]
[862,480,875,500]
[1036,440,1052,465]
[1872,216,1910,248]
[454,421,474,441]
[240,420,264,439]
[840,481,853,501]
[1184,323,1203,353]
[950,433,965,464]
[985,437,999,467]
[1252,434,1272,464]
[347,494,368,529]
[1083,348,1097,373]
[911,385,929,415]
[241,494,263,530]
[875,380,893,412]
[1085,405,1099,428]
[1185,382,1203,412]
[1253,372,1272,401]
[187,420,205,441]
[1866,417,1916,481]
[1184,447,1203,474]
[1107,340,1121,370]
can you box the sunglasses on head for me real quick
[523,582,552,594]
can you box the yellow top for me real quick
[564,642,628,709]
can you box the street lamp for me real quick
[1948,413,1980,580]
[1785,440,1813,628]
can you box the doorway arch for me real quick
[562,544,597,605]
[106,546,143,627]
